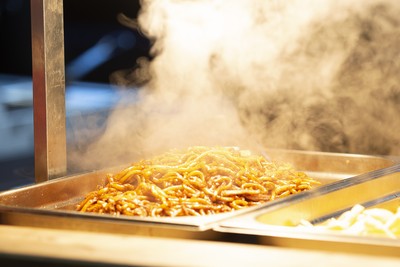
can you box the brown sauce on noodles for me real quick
[76,146,320,217]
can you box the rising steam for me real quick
[69,0,400,171]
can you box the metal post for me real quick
[31,0,67,182]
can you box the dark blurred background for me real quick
[0,0,150,190]
[1,0,149,82]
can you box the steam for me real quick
[69,0,400,171]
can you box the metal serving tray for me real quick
[0,149,395,239]
[215,164,400,256]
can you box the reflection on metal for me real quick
[31,0,66,182]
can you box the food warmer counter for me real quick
[0,149,399,266]
[0,1,399,266]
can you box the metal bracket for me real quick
[31,0,67,182]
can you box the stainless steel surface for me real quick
[0,150,394,233]
[215,164,400,255]
[264,149,394,178]
[31,0,67,182]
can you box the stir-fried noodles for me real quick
[77,146,320,217]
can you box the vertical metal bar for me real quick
[31,0,67,182]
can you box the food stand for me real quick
[0,1,399,266]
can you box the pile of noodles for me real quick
[77,146,320,217]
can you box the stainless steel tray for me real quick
[214,164,400,256]
[0,149,395,238]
